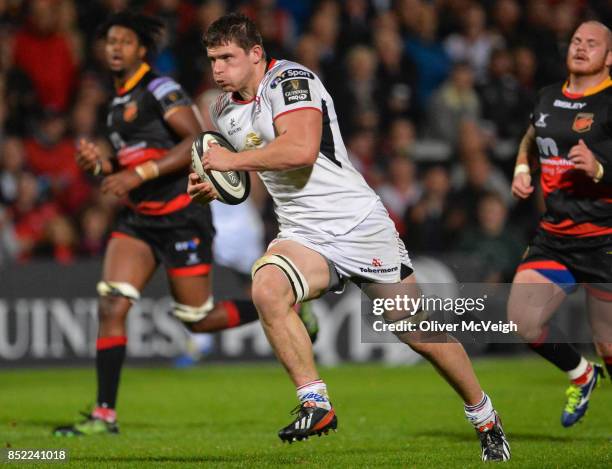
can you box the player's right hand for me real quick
[511,172,534,199]
[75,138,101,172]
[187,172,218,205]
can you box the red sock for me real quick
[219,300,259,328]
[92,406,117,423]
[571,363,593,386]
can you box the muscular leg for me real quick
[251,241,338,442]
[509,269,586,375]
[367,275,483,404]
[251,241,330,387]
[508,269,566,342]
[98,236,157,336]
[367,272,511,460]
[52,235,159,435]
[96,236,157,415]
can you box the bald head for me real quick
[567,20,612,77]
[576,21,612,50]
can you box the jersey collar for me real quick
[562,76,612,99]
[117,63,150,96]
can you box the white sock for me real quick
[464,392,496,432]
[567,357,591,383]
[296,379,331,410]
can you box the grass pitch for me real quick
[2,358,610,468]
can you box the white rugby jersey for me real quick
[210,59,379,236]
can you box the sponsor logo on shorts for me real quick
[372,258,383,267]
[175,238,200,251]
[282,79,311,105]
[270,68,314,88]
[187,252,201,265]
[359,266,399,274]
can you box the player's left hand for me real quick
[201,143,236,172]
[187,172,219,205]
[101,169,142,197]
[569,139,600,178]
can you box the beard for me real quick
[567,55,608,76]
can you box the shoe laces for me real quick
[564,384,582,413]
[290,401,318,417]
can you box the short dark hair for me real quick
[97,12,164,54]
[203,12,264,55]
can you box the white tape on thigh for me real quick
[251,254,309,303]
[173,296,214,322]
[96,281,140,302]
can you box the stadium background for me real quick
[0,0,609,363]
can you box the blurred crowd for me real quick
[0,0,609,281]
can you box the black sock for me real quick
[221,300,259,328]
[528,326,582,372]
[96,336,127,409]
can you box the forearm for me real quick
[154,137,193,176]
[515,126,536,167]
[130,136,193,181]
[514,125,538,176]
[230,133,316,172]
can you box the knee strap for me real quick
[173,297,215,323]
[97,281,140,302]
[251,254,309,303]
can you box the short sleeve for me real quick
[147,77,192,116]
[266,67,322,121]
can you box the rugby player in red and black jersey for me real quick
[52,12,318,437]
[509,21,612,427]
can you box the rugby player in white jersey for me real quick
[188,13,510,461]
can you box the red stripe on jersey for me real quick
[117,147,167,168]
[540,219,612,237]
[518,260,568,271]
[273,107,322,122]
[167,264,211,277]
[562,88,584,99]
[96,336,127,350]
[134,194,191,216]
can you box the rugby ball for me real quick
[191,131,250,205]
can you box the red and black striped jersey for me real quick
[531,77,612,237]
[106,63,193,215]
